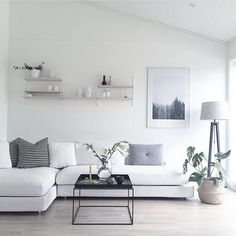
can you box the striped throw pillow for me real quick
[9,138,21,167]
[17,138,49,168]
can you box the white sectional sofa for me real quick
[0,167,58,212]
[0,142,194,212]
[57,165,192,198]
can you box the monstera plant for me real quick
[183,146,231,204]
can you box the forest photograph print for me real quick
[152,97,185,120]
[147,67,190,128]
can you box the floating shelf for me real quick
[97,85,133,89]
[24,78,62,82]
[24,96,61,99]
[25,90,62,94]
[63,96,132,101]
[23,76,134,105]
[24,77,63,100]
[97,97,133,101]
[64,97,96,100]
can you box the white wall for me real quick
[8,1,227,168]
[227,39,236,187]
[228,38,236,61]
[0,0,9,141]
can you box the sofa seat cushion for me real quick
[0,167,58,197]
[56,165,188,186]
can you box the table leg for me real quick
[131,188,134,224]
[72,188,75,224]
[128,189,130,207]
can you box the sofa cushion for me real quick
[49,142,76,168]
[17,138,49,168]
[0,142,12,168]
[56,165,188,186]
[74,142,100,165]
[128,144,164,165]
[9,138,21,167]
[0,167,58,196]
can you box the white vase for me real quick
[30,69,40,78]
[197,180,225,204]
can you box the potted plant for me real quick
[85,141,129,180]
[183,146,231,204]
[13,62,45,78]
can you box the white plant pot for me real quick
[197,180,225,205]
[30,69,41,78]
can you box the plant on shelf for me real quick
[84,141,129,180]
[13,62,45,78]
[183,146,231,204]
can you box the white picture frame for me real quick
[147,67,190,128]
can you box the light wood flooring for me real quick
[1,190,236,236]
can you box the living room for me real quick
[0,0,236,235]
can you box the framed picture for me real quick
[147,67,190,128]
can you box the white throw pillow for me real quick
[74,142,100,165]
[49,143,76,168]
[110,151,125,165]
[0,142,12,168]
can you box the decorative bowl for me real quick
[115,175,125,184]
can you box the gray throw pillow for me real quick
[17,138,49,168]
[128,144,164,165]
[9,138,21,167]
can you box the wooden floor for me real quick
[1,190,236,236]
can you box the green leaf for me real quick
[192,153,203,167]
[215,150,231,160]
[189,172,200,181]
[200,167,207,176]
[183,159,188,174]
[196,176,205,187]
[214,178,221,187]
[189,172,205,186]
[187,146,195,160]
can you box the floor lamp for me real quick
[200,101,230,177]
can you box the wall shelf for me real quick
[23,76,134,105]
[24,78,62,82]
[24,77,63,100]
[95,76,134,105]
[97,85,133,89]
[24,96,61,99]
[63,97,96,100]
[25,91,62,94]
[97,97,133,101]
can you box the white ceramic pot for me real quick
[197,180,225,204]
[30,69,40,78]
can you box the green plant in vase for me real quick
[183,146,231,204]
[85,141,129,179]
[13,62,45,78]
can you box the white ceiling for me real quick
[86,0,236,42]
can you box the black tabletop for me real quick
[74,174,133,189]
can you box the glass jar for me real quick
[97,158,112,180]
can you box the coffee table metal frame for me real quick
[72,174,134,225]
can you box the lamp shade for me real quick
[200,101,230,120]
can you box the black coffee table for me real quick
[72,174,134,225]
